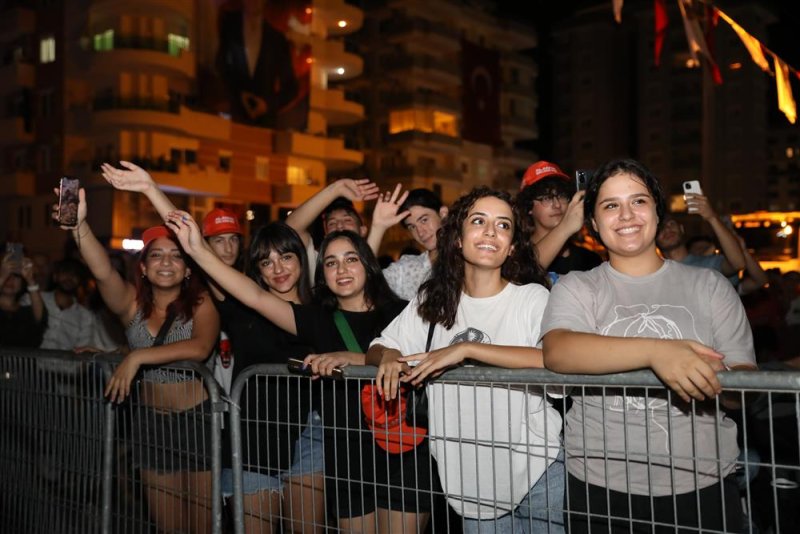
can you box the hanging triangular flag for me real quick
[677,0,722,84]
[705,6,723,84]
[613,0,624,23]
[775,56,797,124]
[716,8,771,73]
[654,0,669,66]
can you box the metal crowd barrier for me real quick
[0,348,224,534]
[3,347,800,534]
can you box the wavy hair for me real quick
[418,186,548,329]
[135,235,206,321]
[246,221,312,304]
[313,230,401,312]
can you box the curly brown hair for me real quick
[417,186,549,329]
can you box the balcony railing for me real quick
[93,96,180,114]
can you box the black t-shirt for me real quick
[214,295,315,474]
[549,242,603,275]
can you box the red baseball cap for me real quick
[202,209,241,237]
[520,161,570,191]
[142,225,175,247]
[361,384,426,454]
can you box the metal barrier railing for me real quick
[3,348,800,534]
[0,348,224,534]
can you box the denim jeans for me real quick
[462,450,565,534]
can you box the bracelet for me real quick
[26,284,40,292]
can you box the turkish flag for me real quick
[461,39,501,146]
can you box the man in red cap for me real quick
[202,208,243,270]
[517,160,602,283]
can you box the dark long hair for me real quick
[135,236,206,321]
[313,230,401,312]
[418,186,548,329]
[246,221,312,304]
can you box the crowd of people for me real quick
[1,156,798,533]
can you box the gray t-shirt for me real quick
[541,260,755,496]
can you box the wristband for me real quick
[26,284,40,292]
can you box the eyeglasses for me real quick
[533,194,569,206]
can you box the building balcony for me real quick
[312,0,364,37]
[310,38,363,81]
[310,86,364,126]
[380,54,460,85]
[90,46,195,80]
[0,170,35,198]
[381,16,460,52]
[273,130,363,172]
[383,90,460,114]
[90,0,192,20]
[150,164,232,197]
[92,98,187,132]
[501,114,537,138]
[388,129,463,149]
[271,183,323,206]
[495,146,537,167]
[381,163,462,183]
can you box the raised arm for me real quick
[737,236,769,295]
[20,257,44,322]
[104,291,220,403]
[101,161,177,222]
[687,194,745,276]
[285,178,379,248]
[542,328,725,402]
[533,191,586,269]
[165,210,298,334]
[366,184,410,255]
[56,188,137,320]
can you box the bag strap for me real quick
[152,310,177,347]
[333,310,363,353]
[425,322,435,352]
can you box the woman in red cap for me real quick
[56,187,219,533]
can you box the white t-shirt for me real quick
[371,282,561,519]
[40,291,95,351]
[382,252,432,301]
[540,260,755,496]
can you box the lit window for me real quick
[255,157,269,181]
[787,147,795,158]
[93,29,114,51]
[389,109,457,137]
[287,166,308,185]
[167,34,190,57]
[40,37,56,63]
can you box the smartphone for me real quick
[287,357,343,378]
[57,176,80,227]
[682,180,703,213]
[575,170,591,192]
[5,242,24,273]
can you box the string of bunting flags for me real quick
[613,0,798,124]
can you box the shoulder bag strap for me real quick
[425,322,435,352]
[152,310,177,347]
[333,310,363,353]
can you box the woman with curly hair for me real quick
[368,186,565,533]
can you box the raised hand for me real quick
[52,188,88,230]
[650,339,725,403]
[684,193,716,221]
[372,184,411,231]
[335,178,380,202]
[559,191,588,235]
[101,161,156,193]
[164,210,207,255]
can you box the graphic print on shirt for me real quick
[601,304,701,450]
[450,327,491,346]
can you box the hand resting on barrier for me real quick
[303,351,361,379]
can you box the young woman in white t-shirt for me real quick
[368,186,564,533]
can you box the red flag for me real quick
[461,39,501,146]
[654,0,669,66]
[705,7,723,84]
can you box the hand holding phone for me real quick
[4,243,24,273]
[57,177,80,227]
[287,357,343,378]
[575,170,591,192]
[682,180,703,213]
